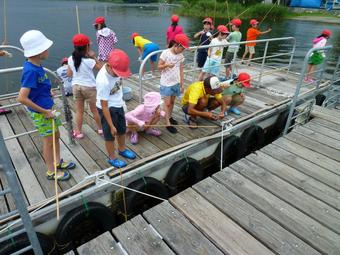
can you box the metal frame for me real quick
[138,37,296,102]
[322,55,340,108]
[283,45,333,135]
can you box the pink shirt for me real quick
[166,25,184,44]
[125,105,165,127]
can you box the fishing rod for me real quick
[76,4,81,33]
[258,0,279,26]
[2,0,7,44]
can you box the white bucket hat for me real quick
[20,30,53,58]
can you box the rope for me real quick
[119,168,128,222]
[52,118,60,220]
[81,195,89,217]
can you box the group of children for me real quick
[15,14,331,181]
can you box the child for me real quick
[93,16,118,62]
[130,33,160,77]
[241,19,271,66]
[222,72,252,115]
[67,33,103,139]
[166,15,184,47]
[96,49,136,168]
[0,50,12,115]
[194,17,213,69]
[225,18,242,79]
[125,92,165,144]
[199,25,229,81]
[18,30,75,181]
[305,29,332,82]
[158,33,189,134]
[56,57,72,96]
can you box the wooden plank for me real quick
[261,144,340,191]
[0,115,45,205]
[112,215,174,255]
[311,117,340,132]
[230,159,340,234]
[293,126,340,150]
[170,188,274,255]
[285,132,340,163]
[311,105,340,125]
[212,169,340,255]
[77,231,125,255]
[64,251,75,255]
[143,201,224,255]
[313,105,340,119]
[305,121,340,141]
[273,137,340,176]
[193,177,321,255]
[246,151,340,210]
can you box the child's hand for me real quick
[166,63,175,69]
[2,50,12,58]
[218,112,225,119]
[110,126,117,137]
[206,111,218,120]
[44,110,54,119]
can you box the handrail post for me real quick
[257,41,269,87]
[287,39,296,73]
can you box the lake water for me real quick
[0,0,339,94]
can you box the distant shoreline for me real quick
[288,16,340,24]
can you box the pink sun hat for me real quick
[144,92,162,114]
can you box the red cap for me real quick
[108,49,131,78]
[130,32,140,39]
[217,25,229,34]
[250,19,259,26]
[61,57,68,65]
[72,34,90,47]
[238,73,251,88]
[202,17,213,25]
[322,29,332,37]
[93,16,105,25]
[171,15,179,23]
[231,18,242,27]
[174,33,190,48]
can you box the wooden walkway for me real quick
[71,106,340,255]
[0,64,325,214]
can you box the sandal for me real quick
[72,130,84,139]
[46,170,71,181]
[0,108,12,115]
[57,159,76,170]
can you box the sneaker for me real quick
[145,128,162,136]
[108,158,127,168]
[72,130,84,139]
[0,108,12,115]
[169,117,178,125]
[228,107,241,115]
[98,129,103,135]
[166,125,177,134]
[130,132,138,144]
[57,159,76,170]
[118,149,137,159]
[46,170,71,181]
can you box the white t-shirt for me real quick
[209,38,228,61]
[68,56,96,87]
[56,65,72,94]
[96,65,124,109]
[159,49,184,87]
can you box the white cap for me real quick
[20,30,53,57]
[209,76,221,90]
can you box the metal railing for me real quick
[283,45,333,135]
[322,55,340,108]
[138,37,296,102]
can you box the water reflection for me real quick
[0,0,339,94]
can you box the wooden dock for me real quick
[0,64,329,215]
[71,106,340,255]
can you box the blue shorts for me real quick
[160,84,181,97]
[142,43,160,62]
[202,58,221,76]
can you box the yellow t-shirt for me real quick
[134,36,151,49]
[182,81,222,106]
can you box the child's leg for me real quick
[55,130,61,163]
[105,141,116,160]
[242,47,249,61]
[309,65,316,79]
[231,94,245,107]
[89,101,102,130]
[223,95,232,108]
[198,71,205,81]
[164,96,172,126]
[75,98,85,132]
[168,95,176,119]
[248,53,254,65]
[150,60,155,75]
[43,135,54,172]
[116,134,126,152]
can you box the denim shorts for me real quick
[97,106,126,141]
[160,83,181,97]
[202,58,221,76]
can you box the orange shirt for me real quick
[246,28,261,46]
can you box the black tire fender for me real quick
[0,232,57,255]
[55,202,115,253]
[117,177,169,221]
[240,125,265,155]
[214,135,244,168]
[165,158,204,195]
